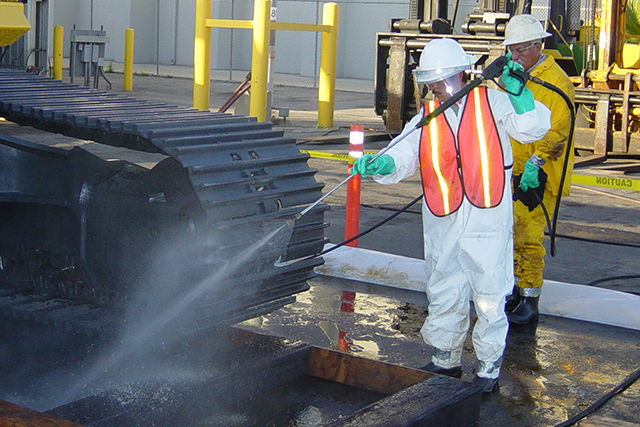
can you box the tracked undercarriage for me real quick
[0,69,327,337]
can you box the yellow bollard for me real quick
[249,0,271,122]
[52,26,63,80]
[317,3,339,128]
[193,0,212,110]
[123,28,134,91]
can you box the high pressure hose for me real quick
[296,58,577,262]
[525,74,576,256]
[516,68,640,427]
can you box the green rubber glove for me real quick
[519,160,541,191]
[501,57,524,93]
[501,60,535,114]
[350,153,396,178]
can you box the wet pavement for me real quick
[239,277,640,426]
[1,68,640,426]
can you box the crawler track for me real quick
[0,69,328,336]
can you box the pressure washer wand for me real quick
[295,126,421,220]
[295,55,511,221]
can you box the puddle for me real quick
[240,277,430,366]
[239,276,640,427]
[2,275,640,426]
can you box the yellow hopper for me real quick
[0,2,31,47]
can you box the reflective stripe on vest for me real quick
[419,87,505,217]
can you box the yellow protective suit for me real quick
[511,55,575,294]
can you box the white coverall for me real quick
[374,89,550,378]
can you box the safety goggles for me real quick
[507,42,538,55]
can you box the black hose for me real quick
[585,274,640,286]
[303,194,424,261]
[97,66,112,90]
[554,366,640,427]
[533,190,553,240]
[526,75,576,257]
[551,232,640,249]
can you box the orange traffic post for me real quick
[345,124,363,247]
[340,124,363,316]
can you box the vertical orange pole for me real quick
[341,124,364,315]
[345,124,363,247]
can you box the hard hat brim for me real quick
[414,54,477,84]
[501,31,552,46]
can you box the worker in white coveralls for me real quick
[350,38,551,393]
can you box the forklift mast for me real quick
[375,0,640,163]
[374,0,577,133]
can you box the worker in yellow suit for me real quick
[502,14,575,325]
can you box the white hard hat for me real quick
[502,14,551,46]
[414,38,477,84]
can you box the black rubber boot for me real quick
[473,376,499,393]
[419,361,463,379]
[505,285,521,313]
[508,296,539,325]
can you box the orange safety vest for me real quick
[419,87,506,217]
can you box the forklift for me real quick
[374,0,640,163]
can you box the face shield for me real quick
[415,72,467,104]
[413,64,469,85]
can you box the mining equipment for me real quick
[375,0,640,162]
[0,2,327,337]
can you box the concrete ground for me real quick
[8,68,640,426]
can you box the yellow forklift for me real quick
[374,0,640,163]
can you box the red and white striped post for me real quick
[341,124,364,314]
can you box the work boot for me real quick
[473,375,499,393]
[505,285,521,313]
[508,296,539,325]
[473,358,501,393]
[419,361,462,379]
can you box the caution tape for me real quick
[301,149,640,193]
[299,150,352,161]
[300,150,381,162]
[572,174,640,192]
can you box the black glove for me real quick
[513,167,548,212]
